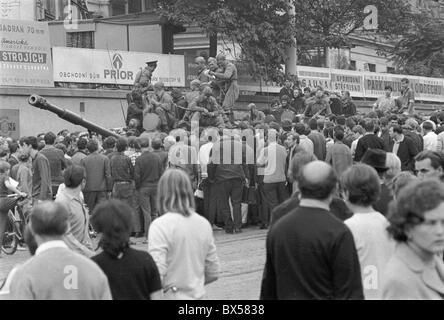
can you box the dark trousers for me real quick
[112,182,136,228]
[261,182,290,226]
[216,179,243,231]
[0,197,18,250]
[112,182,135,206]
[137,184,158,237]
[202,179,216,225]
[84,191,108,214]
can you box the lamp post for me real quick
[285,0,297,78]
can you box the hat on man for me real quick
[146,60,158,67]
[360,149,388,173]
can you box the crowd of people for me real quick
[1,54,444,299]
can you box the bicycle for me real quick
[1,194,28,255]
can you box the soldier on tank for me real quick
[181,86,225,129]
[146,82,177,132]
[134,60,157,94]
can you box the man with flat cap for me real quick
[260,161,363,300]
[134,60,157,94]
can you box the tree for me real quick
[293,0,417,67]
[156,0,295,81]
[389,18,444,77]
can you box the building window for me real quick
[110,0,126,16]
[368,63,376,72]
[128,0,142,13]
[66,31,94,48]
[350,60,356,71]
[387,66,395,74]
[144,0,157,10]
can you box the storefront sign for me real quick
[53,47,185,87]
[0,19,53,87]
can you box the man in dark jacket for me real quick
[81,140,112,213]
[40,132,67,197]
[354,119,385,162]
[261,161,363,300]
[209,136,252,234]
[404,118,423,152]
[307,118,327,161]
[134,137,163,239]
[389,125,418,172]
[126,91,144,131]
[20,136,52,203]
[379,117,392,151]
[341,91,356,117]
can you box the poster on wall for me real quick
[0,19,53,87]
[0,109,19,140]
[53,47,185,87]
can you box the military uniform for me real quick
[183,94,225,129]
[134,68,153,93]
[213,62,239,110]
[146,91,177,131]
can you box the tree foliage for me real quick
[157,0,423,79]
[156,0,295,81]
[389,18,444,77]
[293,0,416,66]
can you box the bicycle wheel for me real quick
[1,214,18,255]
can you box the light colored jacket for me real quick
[437,132,444,152]
[9,241,111,300]
[148,211,220,299]
[381,243,444,300]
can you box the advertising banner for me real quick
[297,66,332,91]
[53,47,185,87]
[330,69,364,97]
[0,19,53,87]
[363,73,444,102]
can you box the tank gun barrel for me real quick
[28,94,119,138]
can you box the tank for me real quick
[28,94,120,138]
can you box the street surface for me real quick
[0,227,267,300]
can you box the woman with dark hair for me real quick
[342,164,395,299]
[148,169,220,299]
[91,200,162,300]
[382,179,444,299]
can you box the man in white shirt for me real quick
[257,129,289,228]
[422,120,438,151]
[294,123,314,155]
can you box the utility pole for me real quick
[285,0,297,79]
